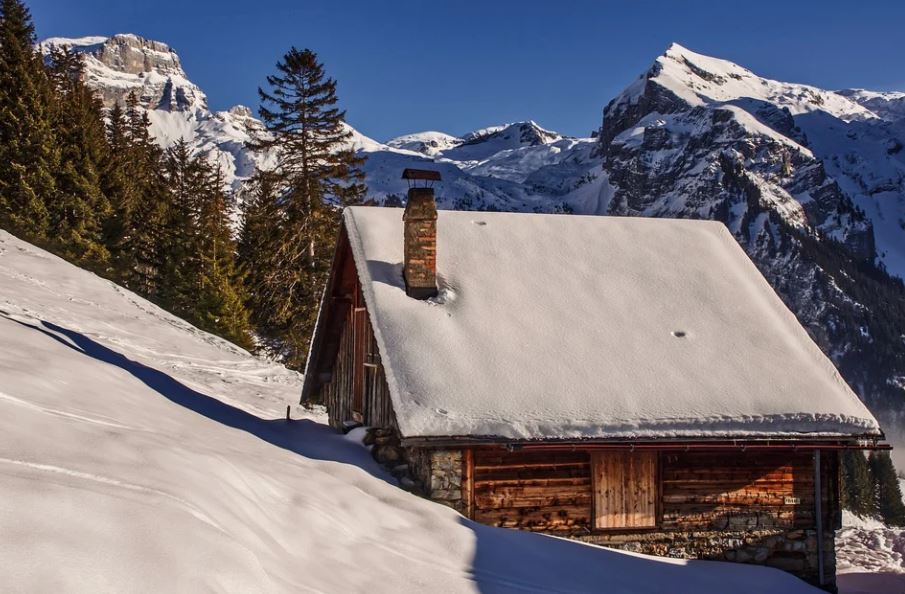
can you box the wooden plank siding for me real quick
[659,451,818,531]
[320,275,395,431]
[466,448,839,537]
[472,449,592,532]
[592,451,657,529]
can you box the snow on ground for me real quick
[837,510,905,594]
[0,228,824,592]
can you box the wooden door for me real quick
[592,451,657,529]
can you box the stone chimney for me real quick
[402,169,440,299]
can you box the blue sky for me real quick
[29,0,905,141]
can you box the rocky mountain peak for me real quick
[92,34,183,77]
[227,104,255,118]
[41,33,206,113]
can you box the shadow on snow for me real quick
[1,314,393,485]
[2,313,822,594]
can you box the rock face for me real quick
[42,34,205,112]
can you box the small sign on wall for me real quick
[784,496,801,505]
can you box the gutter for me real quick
[399,436,890,450]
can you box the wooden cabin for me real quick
[301,175,885,592]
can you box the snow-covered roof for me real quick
[333,206,881,441]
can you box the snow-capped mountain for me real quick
[40,34,276,190]
[40,34,603,212]
[385,131,463,155]
[594,43,905,454]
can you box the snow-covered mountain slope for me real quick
[40,34,276,191]
[386,130,463,155]
[440,121,563,163]
[0,229,826,592]
[840,89,905,122]
[39,33,601,213]
[606,43,874,124]
[593,42,905,462]
[601,43,905,277]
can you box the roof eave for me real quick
[399,433,888,450]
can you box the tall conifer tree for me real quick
[0,0,57,236]
[159,138,202,315]
[869,451,905,526]
[115,92,169,297]
[45,46,111,264]
[159,140,253,347]
[841,450,876,517]
[245,47,366,366]
[194,164,253,349]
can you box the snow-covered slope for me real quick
[386,130,463,155]
[839,89,905,122]
[836,511,905,594]
[39,33,603,213]
[0,230,825,592]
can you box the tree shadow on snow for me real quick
[1,315,393,484]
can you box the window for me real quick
[592,451,658,529]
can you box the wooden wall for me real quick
[472,449,592,532]
[317,238,395,431]
[466,447,840,536]
[660,450,836,531]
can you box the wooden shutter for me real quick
[350,307,367,417]
[592,451,657,529]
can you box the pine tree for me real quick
[44,46,111,265]
[245,47,366,367]
[193,165,254,350]
[160,142,254,349]
[238,169,284,344]
[113,92,170,297]
[0,0,57,236]
[869,451,905,526]
[102,100,136,269]
[841,449,875,517]
[158,138,203,315]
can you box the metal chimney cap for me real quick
[401,168,442,182]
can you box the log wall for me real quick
[320,281,395,431]
[458,447,840,591]
[472,449,592,532]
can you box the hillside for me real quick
[0,231,832,592]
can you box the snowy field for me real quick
[0,228,836,592]
[837,510,905,594]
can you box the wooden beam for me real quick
[815,450,825,587]
[463,449,474,519]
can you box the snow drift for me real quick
[0,228,826,592]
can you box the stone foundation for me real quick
[365,428,465,512]
[577,528,836,591]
